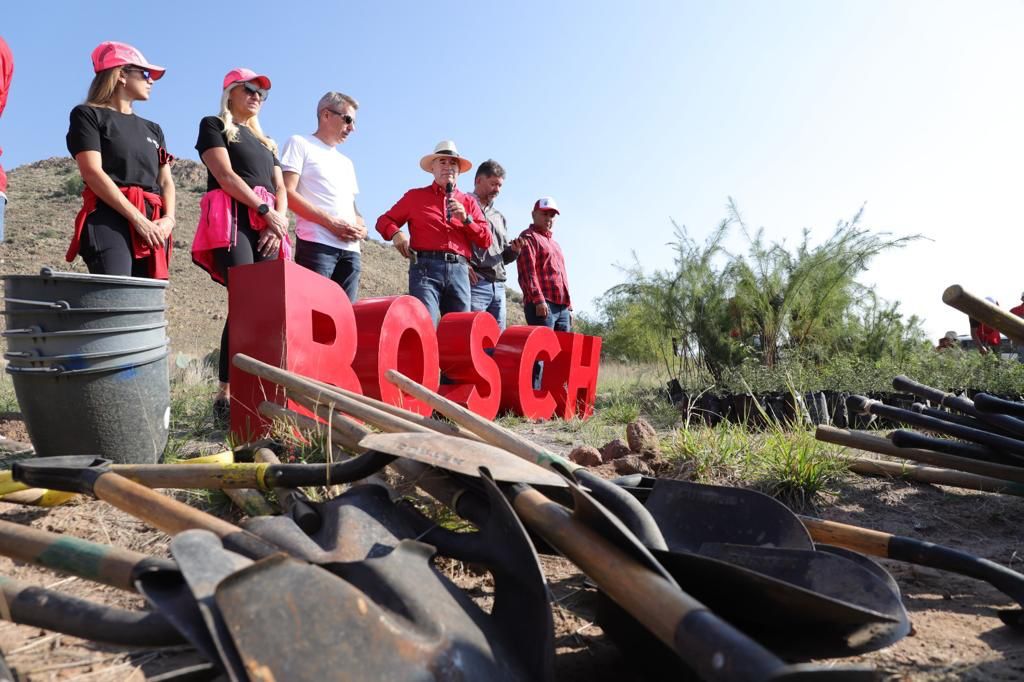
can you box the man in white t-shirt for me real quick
[280,91,367,301]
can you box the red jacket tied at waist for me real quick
[66,186,170,279]
[191,186,291,285]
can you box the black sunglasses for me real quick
[122,67,153,81]
[242,82,269,102]
[325,109,355,125]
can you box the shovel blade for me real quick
[644,479,814,552]
[360,432,568,488]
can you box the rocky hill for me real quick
[0,157,524,355]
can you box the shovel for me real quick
[845,455,1024,497]
[0,572,184,646]
[242,476,556,682]
[892,375,1024,439]
[363,433,878,680]
[232,354,668,551]
[613,474,1024,629]
[380,367,668,549]
[0,518,223,666]
[10,456,547,681]
[815,425,1024,484]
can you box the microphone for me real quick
[445,181,453,221]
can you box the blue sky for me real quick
[2,1,1022,340]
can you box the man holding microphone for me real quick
[375,140,491,326]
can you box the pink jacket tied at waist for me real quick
[192,186,291,285]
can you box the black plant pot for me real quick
[666,379,685,405]
[823,390,849,429]
[695,393,724,427]
[804,391,830,426]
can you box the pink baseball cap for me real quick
[223,68,271,91]
[91,41,165,80]
[533,197,560,214]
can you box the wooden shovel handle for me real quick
[91,472,281,559]
[799,516,891,558]
[513,487,790,680]
[305,375,484,442]
[816,425,1024,484]
[943,285,1024,344]
[385,369,569,469]
[234,354,431,436]
[846,456,1024,496]
[0,519,171,591]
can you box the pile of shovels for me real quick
[3,355,1023,680]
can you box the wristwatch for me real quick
[256,203,270,216]
[462,215,472,226]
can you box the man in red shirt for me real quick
[0,36,13,242]
[376,140,491,325]
[516,197,572,387]
[1011,292,1024,362]
[969,296,1003,355]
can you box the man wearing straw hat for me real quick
[375,140,491,326]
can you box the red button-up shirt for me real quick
[375,182,491,259]
[516,224,571,308]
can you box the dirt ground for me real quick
[2,421,1024,681]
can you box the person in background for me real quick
[192,68,289,425]
[65,41,175,278]
[1010,292,1024,362]
[969,297,1002,355]
[468,159,523,330]
[936,331,957,351]
[0,36,13,242]
[280,91,366,302]
[375,140,490,326]
[516,196,572,388]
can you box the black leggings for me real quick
[80,203,156,277]
[213,222,273,383]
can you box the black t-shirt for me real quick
[66,105,166,194]
[195,116,278,192]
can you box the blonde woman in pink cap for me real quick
[65,41,175,279]
[192,68,289,424]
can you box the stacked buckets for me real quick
[2,268,170,464]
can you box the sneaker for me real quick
[213,396,230,427]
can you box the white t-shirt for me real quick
[279,134,361,252]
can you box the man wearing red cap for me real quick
[516,197,572,388]
[0,36,14,242]
[517,197,572,330]
[375,140,491,326]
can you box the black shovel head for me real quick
[643,478,814,551]
[216,542,531,682]
[242,483,550,680]
[170,530,253,682]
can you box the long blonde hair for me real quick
[85,67,123,106]
[218,84,277,156]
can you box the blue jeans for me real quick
[524,301,572,389]
[0,195,7,242]
[409,259,471,327]
[470,278,507,330]
[295,238,362,302]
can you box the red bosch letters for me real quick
[229,261,601,438]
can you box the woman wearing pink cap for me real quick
[192,67,289,424]
[65,41,175,278]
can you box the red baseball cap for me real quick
[223,68,272,91]
[91,41,165,80]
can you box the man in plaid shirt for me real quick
[516,196,572,387]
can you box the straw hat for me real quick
[419,140,472,173]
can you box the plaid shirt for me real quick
[516,224,571,308]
